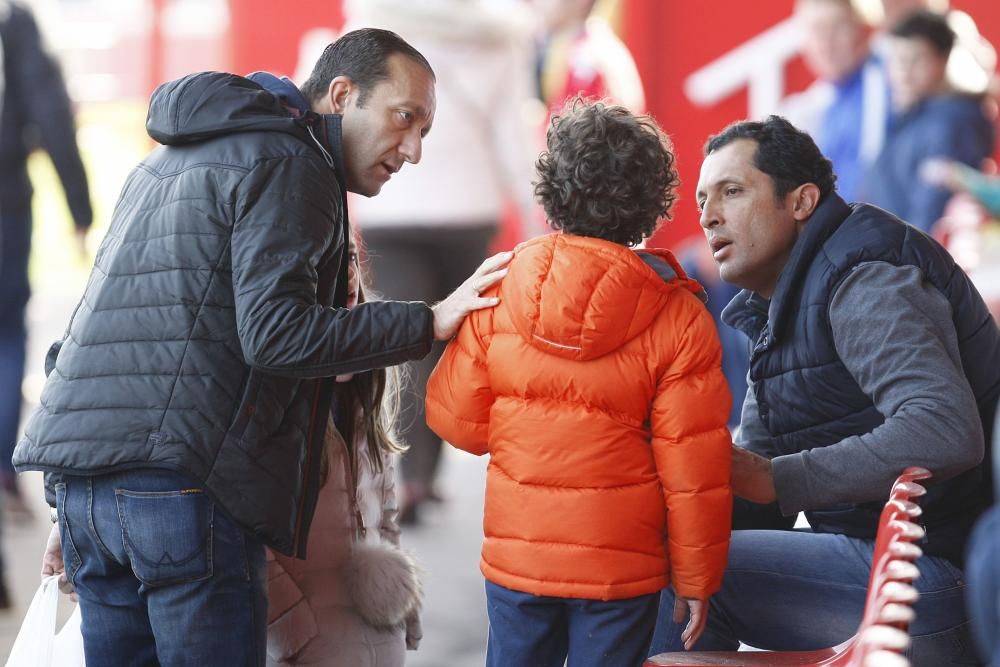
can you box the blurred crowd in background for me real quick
[0,0,999,660]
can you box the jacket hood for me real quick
[146,71,348,183]
[502,234,706,361]
[146,72,304,145]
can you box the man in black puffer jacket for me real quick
[649,116,998,666]
[13,28,509,666]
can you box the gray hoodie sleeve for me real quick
[770,261,984,515]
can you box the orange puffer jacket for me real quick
[426,233,733,601]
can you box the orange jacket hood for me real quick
[503,234,706,361]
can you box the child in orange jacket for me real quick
[425,98,733,667]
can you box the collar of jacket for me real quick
[297,110,350,194]
[722,192,853,343]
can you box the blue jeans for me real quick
[966,505,1000,665]
[485,580,658,667]
[56,469,267,666]
[648,529,980,667]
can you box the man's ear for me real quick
[327,76,355,114]
[791,183,821,221]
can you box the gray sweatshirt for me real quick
[737,261,985,516]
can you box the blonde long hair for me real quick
[331,284,408,474]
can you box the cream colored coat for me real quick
[266,420,420,666]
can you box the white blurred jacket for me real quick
[339,0,542,231]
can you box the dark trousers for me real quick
[967,504,1000,665]
[361,224,495,489]
[484,580,659,667]
[650,529,979,666]
[0,210,31,478]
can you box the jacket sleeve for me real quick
[771,261,984,513]
[424,306,494,455]
[5,5,92,229]
[650,293,733,600]
[732,385,797,530]
[231,156,434,378]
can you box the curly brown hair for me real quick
[534,98,680,247]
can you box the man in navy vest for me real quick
[648,115,998,666]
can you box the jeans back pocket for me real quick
[54,483,83,587]
[115,488,214,587]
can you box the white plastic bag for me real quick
[6,575,85,667]
[53,606,85,666]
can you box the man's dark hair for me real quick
[534,98,680,247]
[890,10,955,57]
[704,115,837,202]
[300,28,435,108]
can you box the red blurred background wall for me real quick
[626,1,1000,247]
[226,0,1000,248]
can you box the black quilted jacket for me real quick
[13,72,434,557]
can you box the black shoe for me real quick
[0,578,11,610]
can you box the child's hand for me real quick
[672,596,708,650]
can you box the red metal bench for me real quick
[645,467,932,667]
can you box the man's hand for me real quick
[41,522,75,598]
[672,596,708,650]
[431,251,512,340]
[730,445,777,504]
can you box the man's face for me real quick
[887,36,948,111]
[696,140,804,298]
[338,54,436,197]
[797,0,869,82]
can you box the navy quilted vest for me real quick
[724,194,999,564]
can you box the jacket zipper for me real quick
[339,420,367,541]
[292,382,323,552]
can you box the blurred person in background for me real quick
[780,0,889,203]
[923,158,1000,218]
[877,0,997,96]
[534,0,645,113]
[14,28,509,665]
[921,158,1000,321]
[344,0,540,525]
[880,0,947,25]
[863,9,995,233]
[0,0,92,525]
[426,99,732,667]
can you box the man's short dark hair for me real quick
[890,10,955,57]
[534,98,680,247]
[704,115,837,203]
[300,28,435,108]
